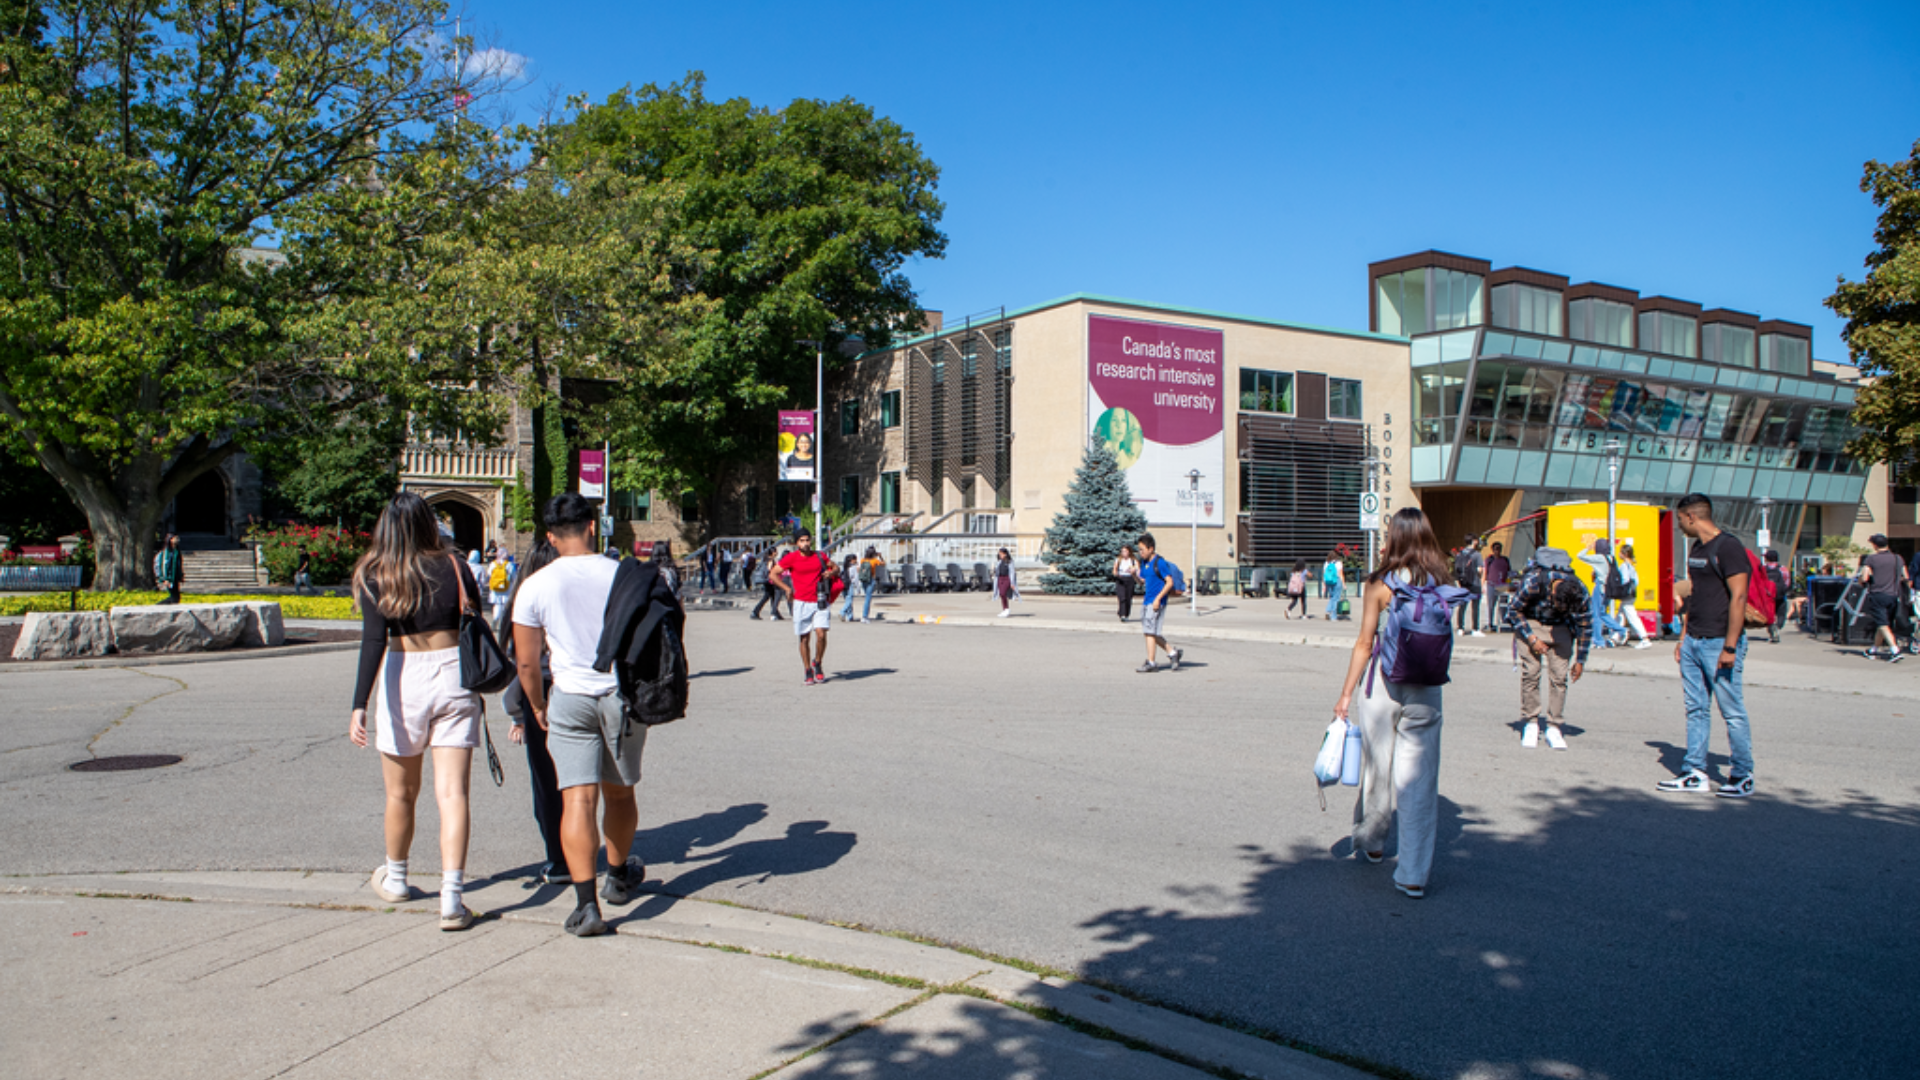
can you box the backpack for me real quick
[817,554,838,604]
[1288,570,1307,597]
[610,567,689,727]
[859,559,874,585]
[1453,550,1480,590]
[1742,550,1777,628]
[1153,555,1187,598]
[1603,557,1632,602]
[488,561,510,592]
[1370,576,1473,692]
[1517,549,1586,624]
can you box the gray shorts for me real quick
[547,688,647,790]
[1141,604,1166,638]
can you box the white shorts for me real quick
[793,601,830,635]
[370,647,483,757]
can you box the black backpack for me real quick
[1603,558,1633,602]
[617,603,688,727]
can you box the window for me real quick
[1239,462,1295,514]
[841,398,860,436]
[1701,324,1756,368]
[743,486,759,523]
[1377,268,1482,335]
[1375,269,1427,335]
[613,490,651,522]
[961,339,979,379]
[1432,269,1484,330]
[1490,284,1563,335]
[1568,298,1633,346]
[1638,311,1697,358]
[880,389,902,428]
[1328,464,1364,496]
[994,329,1012,371]
[678,491,701,523]
[880,471,901,513]
[1760,334,1809,376]
[839,475,860,512]
[1328,378,1363,420]
[1239,368,1293,413]
[774,487,791,518]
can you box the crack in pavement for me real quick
[83,667,189,758]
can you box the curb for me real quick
[5,871,1376,1080]
[0,640,358,675]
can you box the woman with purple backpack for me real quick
[1331,507,1471,900]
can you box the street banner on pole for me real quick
[1086,315,1224,528]
[577,450,606,499]
[778,410,816,482]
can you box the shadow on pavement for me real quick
[690,666,754,679]
[627,819,858,920]
[826,668,897,682]
[1074,786,1920,1080]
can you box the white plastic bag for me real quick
[1313,718,1349,786]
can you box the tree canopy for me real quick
[1831,137,1920,480]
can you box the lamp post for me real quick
[1603,438,1624,559]
[799,338,826,544]
[1187,468,1201,617]
[1360,448,1381,577]
[1755,495,1774,555]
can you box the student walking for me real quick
[510,494,646,937]
[1112,545,1139,622]
[486,551,513,627]
[773,529,838,684]
[1453,538,1484,635]
[154,534,183,604]
[1577,539,1629,648]
[1858,533,1910,661]
[1762,550,1791,643]
[1332,508,1469,899]
[1658,493,1757,798]
[698,545,716,592]
[994,547,1016,617]
[1503,547,1592,750]
[1284,559,1309,619]
[1135,533,1183,672]
[293,547,314,596]
[650,541,679,595]
[838,553,862,621]
[858,547,885,622]
[1483,542,1512,627]
[1615,543,1653,647]
[500,543,567,884]
[1323,552,1346,620]
[717,546,733,594]
[751,544,787,621]
[347,492,484,931]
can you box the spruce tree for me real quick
[1041,442,1149,594]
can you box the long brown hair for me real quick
[352,492,452,620]
[1369,508,1451,587]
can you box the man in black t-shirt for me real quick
[1656,494,1756,799]
[1858,533,1910,661]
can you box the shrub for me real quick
[0,591,357,619]
[246,524,370,585]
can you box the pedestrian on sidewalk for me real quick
[739,549,757,602]
[649,540,679,596]
[1484,541,1512,627]
[858,547,885,622]
[347,492,483,931]
[500,543,567,884]
[1112,545,1139,622]
[1504,547,1591,751]
[994,547,1016,617]
[1332,507,1464,900]
[717,546,733,594]
[154,534,183,604]
[1323,550,1346,620]
[1762,550,1791,643]
[698,545,716,592]
[486,550,513,628]
[1135,533,1183,672]
[293,547,314,596]
[1284,559,1309,619]
[751,543,787,621]
[510,494,644,937]
[1858,533,1910,661]
[1658,493,1757,798]
[773,528,837,684]
[1577,539,1629,648]
[1453,537,1484,636]
[838,553,862,621]
[1615,544,1653,648]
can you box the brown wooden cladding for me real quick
[1565,282,1640,304]
[1700,307,1760,328]
[1296,371,1327,422]
[1489,267,1571,290]
[1758,318,1812,340]
[1634,295,1703,317]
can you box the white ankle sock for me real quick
[385,859,408,894]
[441,869,465,916]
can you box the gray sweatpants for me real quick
[1352,669,1444,890]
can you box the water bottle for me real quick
[1340,721,1364,786]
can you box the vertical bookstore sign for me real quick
[1087,314,1225,527]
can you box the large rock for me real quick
[109,603,249,655]
[237,601,286,647]
[11,611,112,661]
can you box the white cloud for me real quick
[463,47,530,81]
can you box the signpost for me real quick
[1358,491,1382,532]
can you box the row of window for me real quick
[1238,369,1365,420]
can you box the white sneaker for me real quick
[1470,629,1486,637]
[1520,722,1540,749]
[1631,639,1652,650]
[996,610,1010,618]
[1543,726,1568,750]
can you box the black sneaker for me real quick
[540,862,571,885]
[804,668,816,685]
[600,857,645,905]
[812,665,827,683]
[1716,775,1755,799]
[564,904,608,937]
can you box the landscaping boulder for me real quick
[11,611,112,661]
[109,603,250,655]
[237,601,286,648]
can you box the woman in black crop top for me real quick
[347,492,483,931]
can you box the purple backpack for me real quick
[1367,575,1474,693]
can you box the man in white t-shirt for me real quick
[511,494,642,938]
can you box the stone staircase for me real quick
[179,548,265,591]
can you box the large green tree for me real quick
[555,74,946,513]
[1831,137,1920,480]
[0,0,513,588]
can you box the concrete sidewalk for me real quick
[2,871,1370,1080]
[697,586,1916,700]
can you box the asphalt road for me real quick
[2,611,1914,1080]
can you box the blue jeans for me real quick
[860,581,875,620]
[1326,580,1345,618]
[1678,634,1754,778]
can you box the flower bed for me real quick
[0,591,357,620]
[246,524,369,585]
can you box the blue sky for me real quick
[471,0,1918,363]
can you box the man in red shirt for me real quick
[773,529,839,684]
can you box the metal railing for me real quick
[0,564,84,609]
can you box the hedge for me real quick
[0,591,357,620]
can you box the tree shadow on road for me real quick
[1074,786,1920,1080]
